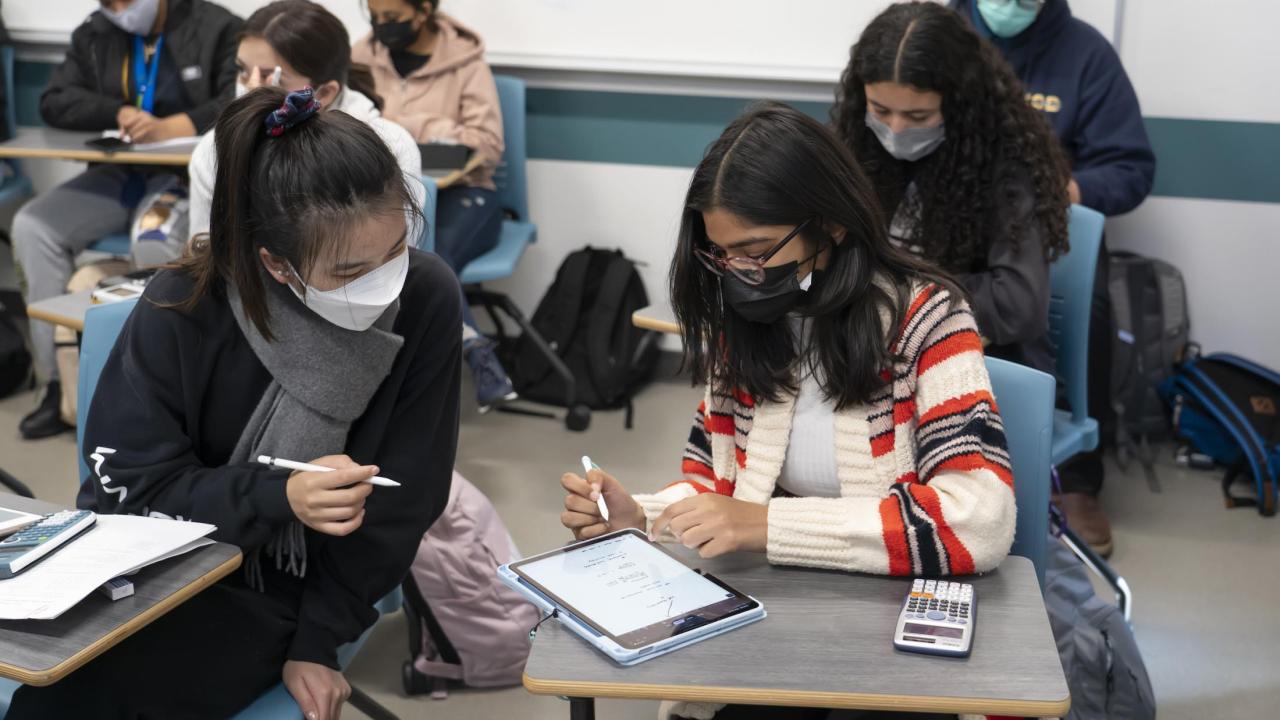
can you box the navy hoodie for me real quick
[953,0,1156,216]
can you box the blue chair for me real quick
[0,301,400,719]
[455,75,587,430]
[1048,204,1105,466]
[0,46,33,212]
[985,357,1056,586]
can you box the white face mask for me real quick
[865,110,946,162]
[288,249,409,331]
[101,0,160,36]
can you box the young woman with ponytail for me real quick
[8,87,461,720]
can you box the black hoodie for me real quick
[77,250,462,668]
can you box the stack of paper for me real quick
[0,514,215,620]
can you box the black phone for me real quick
[85,137,131,152]
[418,143,472,172]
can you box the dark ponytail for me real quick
[242,0,385,110]
[176,87,415,340]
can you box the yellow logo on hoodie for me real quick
[1025,92,1062,113]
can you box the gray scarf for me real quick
[227,274,404,590]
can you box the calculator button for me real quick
[959,619,967,624]
[912,579,924,591]
[926,610,946,621]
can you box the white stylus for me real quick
[581,455,610,522]
[257,455,400,487]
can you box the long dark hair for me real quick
[832,1,1069,271]
[671,102,959,409]
[174,87,415,340]
[243,0,384,110]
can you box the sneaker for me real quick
[1053,492,1114,558]
[19,380,73,440]
[465,340,517,412]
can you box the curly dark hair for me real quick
[832,1,1069,272]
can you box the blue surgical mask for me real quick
[977,0,1042,39]
[865,111,945,162]
[101,0,161,36]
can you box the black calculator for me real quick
[0,510,97,579]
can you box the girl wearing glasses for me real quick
[559,102,1016,589]
[834,1,1069,375]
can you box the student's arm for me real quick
[1068,44,1156,216]
[957,175,1051,347]
[40,25,124,131]
[765,288,1016,575]
[179,10,243,134]
[286,258,462,669]
[632,391,733,535]
[400,63,504,169]
[81,291,296,547]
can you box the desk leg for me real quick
[568,697,595,720]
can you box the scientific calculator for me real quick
[892,578,975,657]
[0,510,97,579]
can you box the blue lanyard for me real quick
[132,35,164,113]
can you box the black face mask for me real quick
[721,262,808,324]
[373,18,418,51]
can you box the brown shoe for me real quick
[1054,492,1114,558]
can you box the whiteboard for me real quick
[5,0,1117,82]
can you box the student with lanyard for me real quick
[11,0,240,441]
[559,103,1014,719]
[832,1,1071,377]
[7,87,461,720]
[353,0,516,412]
[952,0,1158,558]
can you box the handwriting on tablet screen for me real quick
[521,534,731,636]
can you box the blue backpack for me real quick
[1161,353,1280,516]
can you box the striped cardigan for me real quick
[635,283,1016,576]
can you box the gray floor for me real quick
[1,370,1277,719]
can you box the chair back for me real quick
[985,357,1056,586]
[1049,204,1104,423]
[492,75,529,222]
[77,299,139,485]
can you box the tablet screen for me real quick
[511,530,758,649]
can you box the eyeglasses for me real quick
[986,0,1045,9]
[695,217,816,286]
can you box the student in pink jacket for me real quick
[355,1,514,410]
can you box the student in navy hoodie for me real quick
[954,0,1156,558]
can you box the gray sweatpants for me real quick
[12,165,175,381]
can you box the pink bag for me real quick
[401,472,539,698]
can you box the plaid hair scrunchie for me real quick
[264,87,320,137]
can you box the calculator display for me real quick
[903,622,964,639]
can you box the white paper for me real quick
[100,130,202,152]
[0,515,216,620]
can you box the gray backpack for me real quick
[1109,251,1190,486]
[1045,538,1156,720]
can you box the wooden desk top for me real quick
[0,127,193,167]
[632,303,679,335]
[0,494,241,686]
[26,289,95,333]
[524,551,1069,717]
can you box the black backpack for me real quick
[508,248,659,424]
[0,231,31,399]
[1108,251,1190,485]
